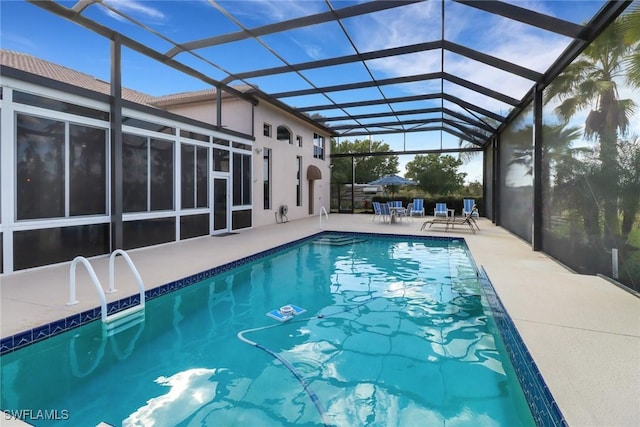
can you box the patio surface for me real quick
[1,214,638,427]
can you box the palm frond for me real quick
[620,4,640,44]
[584,110,603,140]
[624,51,640,88]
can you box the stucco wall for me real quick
[251,102,331,228]
[165,98,253,135]
[164,93,331,229]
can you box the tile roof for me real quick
[0,50,249,108]
[0,50,331,134]
[152,84,253,107]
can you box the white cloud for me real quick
[339,0,573,117]
[221,0,325,24]
[102,0,167,23]
[0,32,37,50]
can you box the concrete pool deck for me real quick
[1,214,639,426]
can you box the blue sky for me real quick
[1,0,625,183]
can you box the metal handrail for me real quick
[67,250,145,324]
[67,256,109,322]
[319,206,329,229]
[108,249,145,309]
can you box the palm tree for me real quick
[456,117,500,164]
[621,4,640,88]
[545,17,637,248]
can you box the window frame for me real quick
[263,123,272,138]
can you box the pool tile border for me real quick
[1,231,565,427]
[478,266,568,427]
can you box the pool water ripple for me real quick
[1,235,536,426]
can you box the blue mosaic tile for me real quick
[32,324,50,341]
[13,330,32,348]
[0,336,14,353]
[50,319,66,335]
[106,301,120,315]
[65,313,82,329]
[80,311,92,323]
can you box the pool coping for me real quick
[1,231,565,426]
[478,266,567,427]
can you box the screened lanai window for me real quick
[16,114,107,220]
[123,133,174,212]
[181,144,208,209]
[232,152,251,206]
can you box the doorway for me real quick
[212,177,229,234]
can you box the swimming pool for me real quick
[1,232,562,426]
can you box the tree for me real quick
[330,138,399,184]
[545,17,637,247]
[463,180,483,197]
[617,137,640,241]
[405,154,466,195]
[621,4,640,88]
[456,116,500,164]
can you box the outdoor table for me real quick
[388,206,406,223]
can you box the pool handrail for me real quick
[67,256,107,321]
[108,249,145,305]
[319,206,329,229]
[67,250,145,324]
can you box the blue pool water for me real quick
[1,234,536,426]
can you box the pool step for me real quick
[314,235,365,246]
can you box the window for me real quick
[180,129,209,142]
[264,148,271,209]
[296,156,302,206]
[213,137,229,147]
[232,141,252,151]
[296,135,302,147]
[69,124,107,215]
[181,144,208,209]
[123,133,174,213]
[213,148,230,172]
[263,123,272,137]
[123,117,175,135]
[233,152,251,206]
[313,133,325,160]
[277,125,292,144]
[150,139,174,210]
[13,90,110,121]
[122,134,147,212]
[16,114,107,220]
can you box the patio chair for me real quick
[434,203,448,217]
[462,199,479,218]
[451,214,480,233]
[421,214,480,234]
[409,198,425,217]
[372,201,383,222]
[379,202,391,222]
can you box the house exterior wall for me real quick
[0,74,253,273]
[0,63,330,273]
[165,96,331,228]
[251,101,330,228]
[166,97,253,136]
